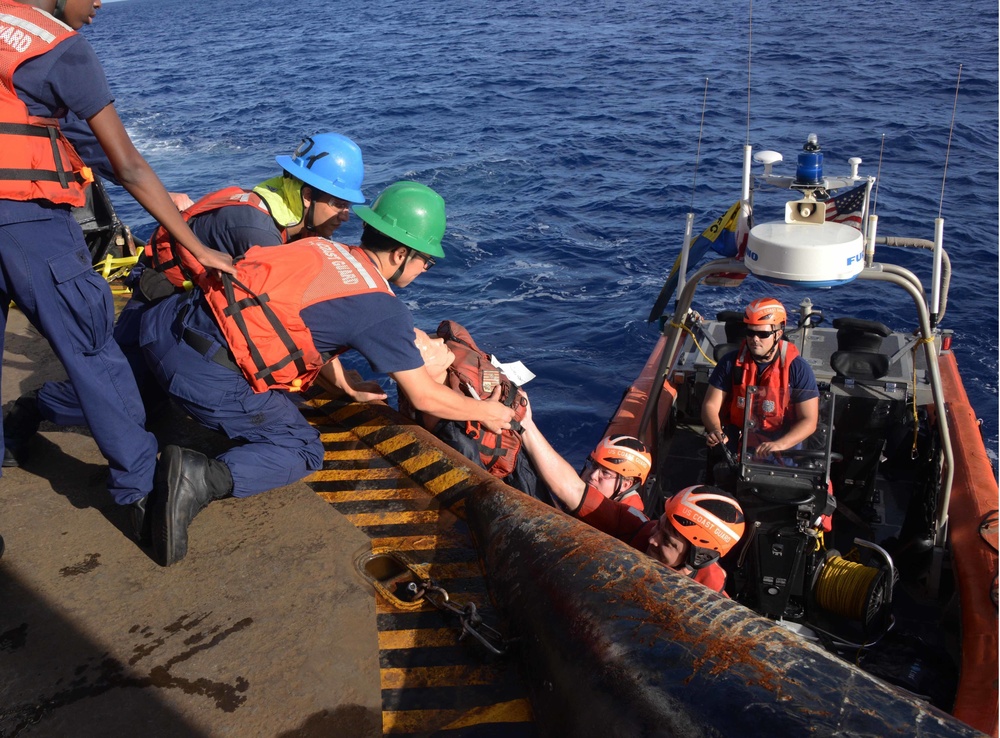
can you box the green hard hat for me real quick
[353,181,446,258]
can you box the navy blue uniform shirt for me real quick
[10,33,115,183]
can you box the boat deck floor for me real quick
[0,306,534,737]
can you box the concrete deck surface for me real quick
[0,307,383,737]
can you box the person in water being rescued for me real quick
[517,396,744,593]
[0,0,234,514]
[137,181,518,566]
[396,323,557,507]
[3,131,369,466]
[701,297,819,460]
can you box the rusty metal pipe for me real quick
[464,482,982,737]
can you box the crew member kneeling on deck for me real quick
[518,397,743,593]
[5,132,368,466]
[399,323,557,507]
[701,297,819,463]
[138,182,517,566]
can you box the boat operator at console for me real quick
[139,181,517,566]
[518,396,744,594]
[0,0,234,512]
[4,132,371,466]
[701,297,819,459]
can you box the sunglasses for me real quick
[411,250,436,270]
[583,458,621,483]
[745,328,776,340]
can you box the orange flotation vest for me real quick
[144,186,279,290]
[0,3,93,206]
[403,320,527,478]
[726,340,799,433]
[202,238,392,393]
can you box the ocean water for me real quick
[86,0,998,468]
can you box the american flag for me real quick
[823,184,867,229]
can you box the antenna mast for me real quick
[931,65,962,325]
[746,0,753,146]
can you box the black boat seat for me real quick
[830,317,893,381]
[712,310,747,361]
[717,310,747,343]
[831,352,891,381]
[714,342,740,361]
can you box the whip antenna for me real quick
[746,0,753,145]
[939,64,962,218]
[872,133,885,215]
[690,78,710,212]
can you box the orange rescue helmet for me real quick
[664,485,745,568]
[744,297,787,328]
[590,435,652,485]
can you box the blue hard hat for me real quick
[275,133,365,204]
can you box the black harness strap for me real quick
[481,434,505,471]
[150,242,204,283]
[0,123,58,137]
[152,252,178,272]
[181,327,239,371]
[0,123,82,190]
[0,168,84,184]
[46,126,69,188]
[221,273,309,386]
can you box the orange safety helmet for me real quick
[744,297,787,328]
[590,435,652,485]
[664,485,746,569]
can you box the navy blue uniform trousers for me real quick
[35,292,165,426]
[0,202,157,504]
[139,291,324,497]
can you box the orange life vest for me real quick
[144,186,279,290]
[0,3,93,206]
[402,320,527,478]
[726,340,799,433]
[202,238,392,393]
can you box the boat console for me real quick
[721,391,896,645]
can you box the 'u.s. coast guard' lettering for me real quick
[0,11,59,52]
[317,241,364,286]
[0,22,33,52]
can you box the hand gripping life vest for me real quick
[202,238,393,393]
[144,186,280,290]
[726,339,799,433]
[403,320,527,478]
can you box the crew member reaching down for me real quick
[138,181,517,566]
[399,322,557,507]
[518,396,744,593]
[4,132,368,465]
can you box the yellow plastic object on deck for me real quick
[94,253,139,294]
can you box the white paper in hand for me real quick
[490,355,535,386]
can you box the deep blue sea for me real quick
[87,0,998,468]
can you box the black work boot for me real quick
[3,393,41,468]
[151,445,233,567]
[131,496,153,546]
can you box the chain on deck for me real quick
[300,397,535,737]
